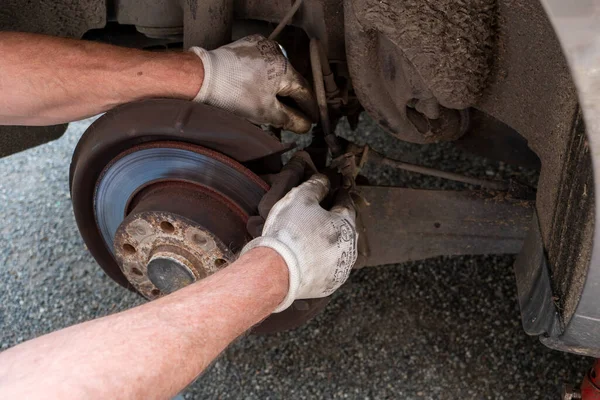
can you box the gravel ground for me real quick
[0,116,592,399]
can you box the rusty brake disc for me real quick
[70,99,286,288]
[95,141,268,299]
[70,99,328,332]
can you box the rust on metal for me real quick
[114,210,233,299]
[359,186,534,266]
[127,180,253,252]
[70,101,281,288]
[99,141,270,211]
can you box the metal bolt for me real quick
[562,384,582,400]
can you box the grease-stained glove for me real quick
[241,174,358,312]
[190,35,318,133]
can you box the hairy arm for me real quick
[0,32,204,125]
[0,247,288,400]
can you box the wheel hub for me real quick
[113,209,232,298]
[95,142,268,299]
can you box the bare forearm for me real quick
[0,32,203,125]
[0,247,288,400]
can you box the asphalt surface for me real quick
[0,116,593,399]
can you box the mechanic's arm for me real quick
[0,174,357,400]
[0,32,316,132]
[0,247,287,400]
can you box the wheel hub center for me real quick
[110,179,251,299]
[113,208,234,299]
[147,253,196,295]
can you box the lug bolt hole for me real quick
[151,289,161,296]
[131,267,143,276]
[214,258,227,267]
[123,243,136,254]
[160,221,175,233]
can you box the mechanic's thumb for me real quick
[287,173,330,205]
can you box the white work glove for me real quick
[190,35,318,134]
[241,174,358,312]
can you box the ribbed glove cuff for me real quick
[189,46,245,113]
[189,47,213,103]
[240,237,301,313]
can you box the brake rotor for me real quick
[70,99,287,287]
[95,141,268,299]
[70,99,328,331]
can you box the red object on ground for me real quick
[581,359,600,399]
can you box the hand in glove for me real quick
[241,174,358,312]
[190,35,318,133]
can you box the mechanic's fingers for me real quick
[330,189,357,222]
[277,101,313,134]
[278,68,319,124]
[247,215,265,238]
[257,155,307,218]
[222,34,265,49]
[288,173,330,204]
